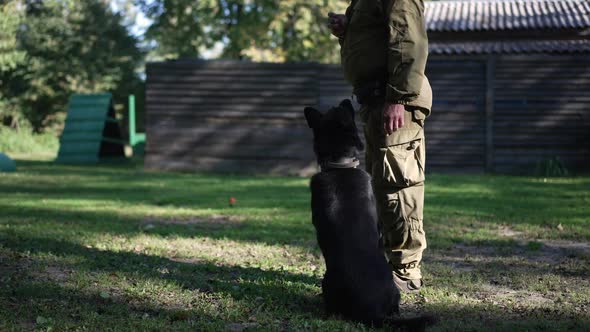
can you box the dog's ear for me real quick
[337,99,355,127]
[304,107,322,128]
[339,99,355,114]
[339,99,355,125]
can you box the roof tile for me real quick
[426,0,590,32]
[429,39,590,54]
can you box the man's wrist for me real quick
[385,101,408,107]
[386,84,418,105]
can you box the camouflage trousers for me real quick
[360,103,427,281]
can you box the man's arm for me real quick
[382,0,428,134]
[384,0,428,105]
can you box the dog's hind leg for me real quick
[321,275,337,315]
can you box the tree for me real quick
[138,0,347,63]
[0,1,26,71]
[262,1,347,63]
[0,1,27,128]
[0,0,143,131]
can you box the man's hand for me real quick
[383,103,405,135]
[328,12,347,38]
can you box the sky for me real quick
[109,0,223,59]
[109,1,152,38]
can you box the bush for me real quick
[1,0,143,132]
[0,126,59,157]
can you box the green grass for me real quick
[1,159,589,331]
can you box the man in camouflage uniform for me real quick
[328,0,432,291]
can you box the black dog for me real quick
[304,100,436,330]
[305,99,398,327]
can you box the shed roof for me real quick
[425,0,590,32]
[430,39,590,55]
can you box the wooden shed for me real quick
[425,0,590,174]
[145,0,590,175]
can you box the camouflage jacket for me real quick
[340,0,432,113]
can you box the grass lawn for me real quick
[1,159,589,331]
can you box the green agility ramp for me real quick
[56,93,125,163]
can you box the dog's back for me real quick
[310,169,397,326]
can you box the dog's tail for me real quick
[386,314,438,331]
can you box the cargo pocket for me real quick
[379,138,425,187]
[378,186,426,265]
[380,192,407,252]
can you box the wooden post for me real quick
[485,56,496,173]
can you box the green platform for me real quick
[0,152,16,172]
[128,95,145,156]
[56,93,125,164]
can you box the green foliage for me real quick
[1,0,143,132]
[138,0,219,59]
[264,1,346,63]
[139,0,347,63]
[0,125,59,156]
[0,1,26,71]
[0,1,27,128]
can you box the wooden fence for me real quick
[145,57,589,175]
[492,55,590,173]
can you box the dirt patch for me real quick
[452,243,497,257]
[424,230,589,324]
[539,240,590,257]
[470,285,561,321]
[427,228,590,282]
[168,257,209,265]
[426,243,497,272]
[141,214,244,230]
[497,226,524,238]
[18,321,36,331]
[478,283,554,306]
[225,322,259,332]
[431,239,589,267]
[25,265,74,283]
[42,266,72,282]
[496,224,589,256]
[1,251,73,286]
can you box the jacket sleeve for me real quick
[338,1,357,47]
[384,0,428,104]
